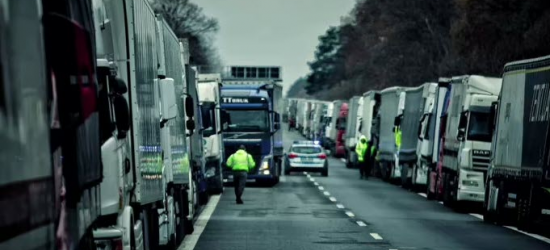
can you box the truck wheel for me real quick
[443,173,453,207]
[145,205,160,250]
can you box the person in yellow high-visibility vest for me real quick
[226,145,256,204]
[355,135,369,179]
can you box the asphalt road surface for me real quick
[179,127,550,250]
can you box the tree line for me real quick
[150,0,221,70]
[290,0,550,100]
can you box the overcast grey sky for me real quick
[199,0,356,95]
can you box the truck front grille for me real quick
[472,150,491,170]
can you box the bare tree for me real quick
[150,0,221,67]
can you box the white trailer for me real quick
[396,85,427,187]
[92,0,196,249]
[377,87,407,181]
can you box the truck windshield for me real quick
[467,111,492,142]
[225,110,269,132]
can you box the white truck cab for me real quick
[414,83,438,187]
[442,75,502,205]
[198,74,225,194]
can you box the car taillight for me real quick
[288,153,298,159]
[318,154,327,159]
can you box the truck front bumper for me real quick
[457,168,485,202]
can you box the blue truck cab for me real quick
[220,66,283,185]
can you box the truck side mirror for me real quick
[113,94,130,139]
[186,119,196,132]
[457,128,465,141]
[489,101,499,135]
[185,96,194,117]
[159,78,177,121]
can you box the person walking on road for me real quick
[226,145,256,204]
[356,135,369,179]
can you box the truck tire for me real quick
[145,205,160,250]
[182,189,195,235]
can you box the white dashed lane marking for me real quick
[323,191,330,196]
[314,182,319,186]
[318,186,324,191]
[356,221,367,227]
[370,233,383,240]
[345,211,355,218]
[329,197,337,202]
[417,193,427,198]
[336,204,345,209]
[340,158,346,163]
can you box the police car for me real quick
[284,141,328,176]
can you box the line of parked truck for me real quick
[1,1,283,250]
[285,55,550,235]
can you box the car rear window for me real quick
[292,146,322,154]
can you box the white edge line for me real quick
[178,195,221,250]
[370,233,383,240]
[417,193,427,198]
[469,213,484,220]
[336,204,345,209]
[504,226,550,244]
[356,221,367,227]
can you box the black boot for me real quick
[237,198,243,204]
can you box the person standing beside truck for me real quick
[356,136,369,179]
[226,145,256,204]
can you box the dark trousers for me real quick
[233,171,247,200]
[358,155,373,178]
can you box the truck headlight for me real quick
[259,161,269,170]
[262,170,270,175]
